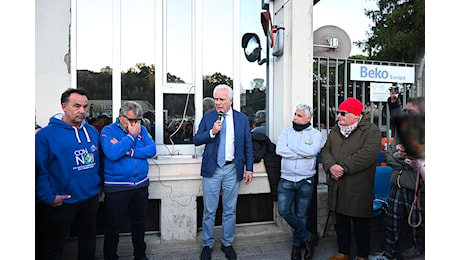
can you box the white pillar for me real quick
[271,0,314,143]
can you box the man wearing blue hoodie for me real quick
[101,101,157,260]
[35,88,102,260]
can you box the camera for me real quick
[391,85,400,94]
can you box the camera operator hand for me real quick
[389,87,400,103]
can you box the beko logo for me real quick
[350,64,414,83]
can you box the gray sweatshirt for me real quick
[276,125,322,182]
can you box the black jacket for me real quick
[251,132,281,201]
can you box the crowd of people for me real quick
[35,85,424,260]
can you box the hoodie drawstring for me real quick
[82,126,91,143]
[73,126,91,143]
[73,126,82,143]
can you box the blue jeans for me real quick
[277,177,315,246]
[202,163,240,248]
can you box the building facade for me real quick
[35,0,317,242]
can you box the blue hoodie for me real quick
[35,114,102,205]
[101,118,156,189]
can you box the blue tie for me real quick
[217,115,226,167]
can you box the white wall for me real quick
[35,0,71,127]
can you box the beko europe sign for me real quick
[350,64,415,83]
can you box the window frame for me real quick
[72,0,244,156]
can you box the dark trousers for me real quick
[384,185,425,258]
[334,211,371,258]
[36,195,99,260]
[103,186,149,260]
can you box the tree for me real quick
[122,63,156,106]
[202,72,233,98]
[356,0,424,63]
[250,78,265,91]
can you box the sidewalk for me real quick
[63,221,425,260]
[63,223,337,260]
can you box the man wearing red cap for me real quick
[321,98,381,260]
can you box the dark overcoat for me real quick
[320,114,381,218]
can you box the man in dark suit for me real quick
[194,84,254,260]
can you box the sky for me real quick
[313,0,378,56]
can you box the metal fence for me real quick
[312,57,424,141]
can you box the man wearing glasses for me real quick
[101,101,157,260]
[321,98,381,260]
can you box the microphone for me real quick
[218,111,224,122]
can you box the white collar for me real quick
[224,110,232,117]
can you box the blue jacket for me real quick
[194,109,254,181]
[101,119,156,187]
[35,114,102,205]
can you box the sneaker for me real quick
[368,251,395,260]
[200,246,212,260]
[304,236,315,260]
[221,245,237,260]
[291,245,302,260]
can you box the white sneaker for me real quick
[368,252,396,260]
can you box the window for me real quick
[202,0,234,99]
[76,0,113,125]
[240,0,267,134]
[166,0,193,84]
[76,0,267,155]
[121,0,156,137]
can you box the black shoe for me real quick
[134,255,147,260]
[200,246,212,260]
[304,236,315,260]
[291,245,302,260]
[221,245,237,260]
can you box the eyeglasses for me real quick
[123,115,142,124]
[337,111,350,116]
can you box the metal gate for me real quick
[312,57,425,140]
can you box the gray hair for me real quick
[203,97,215,113]
[120,101,143,118]
[255,110,266,118]
[296,104,312,118]
[213,84,233,100]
